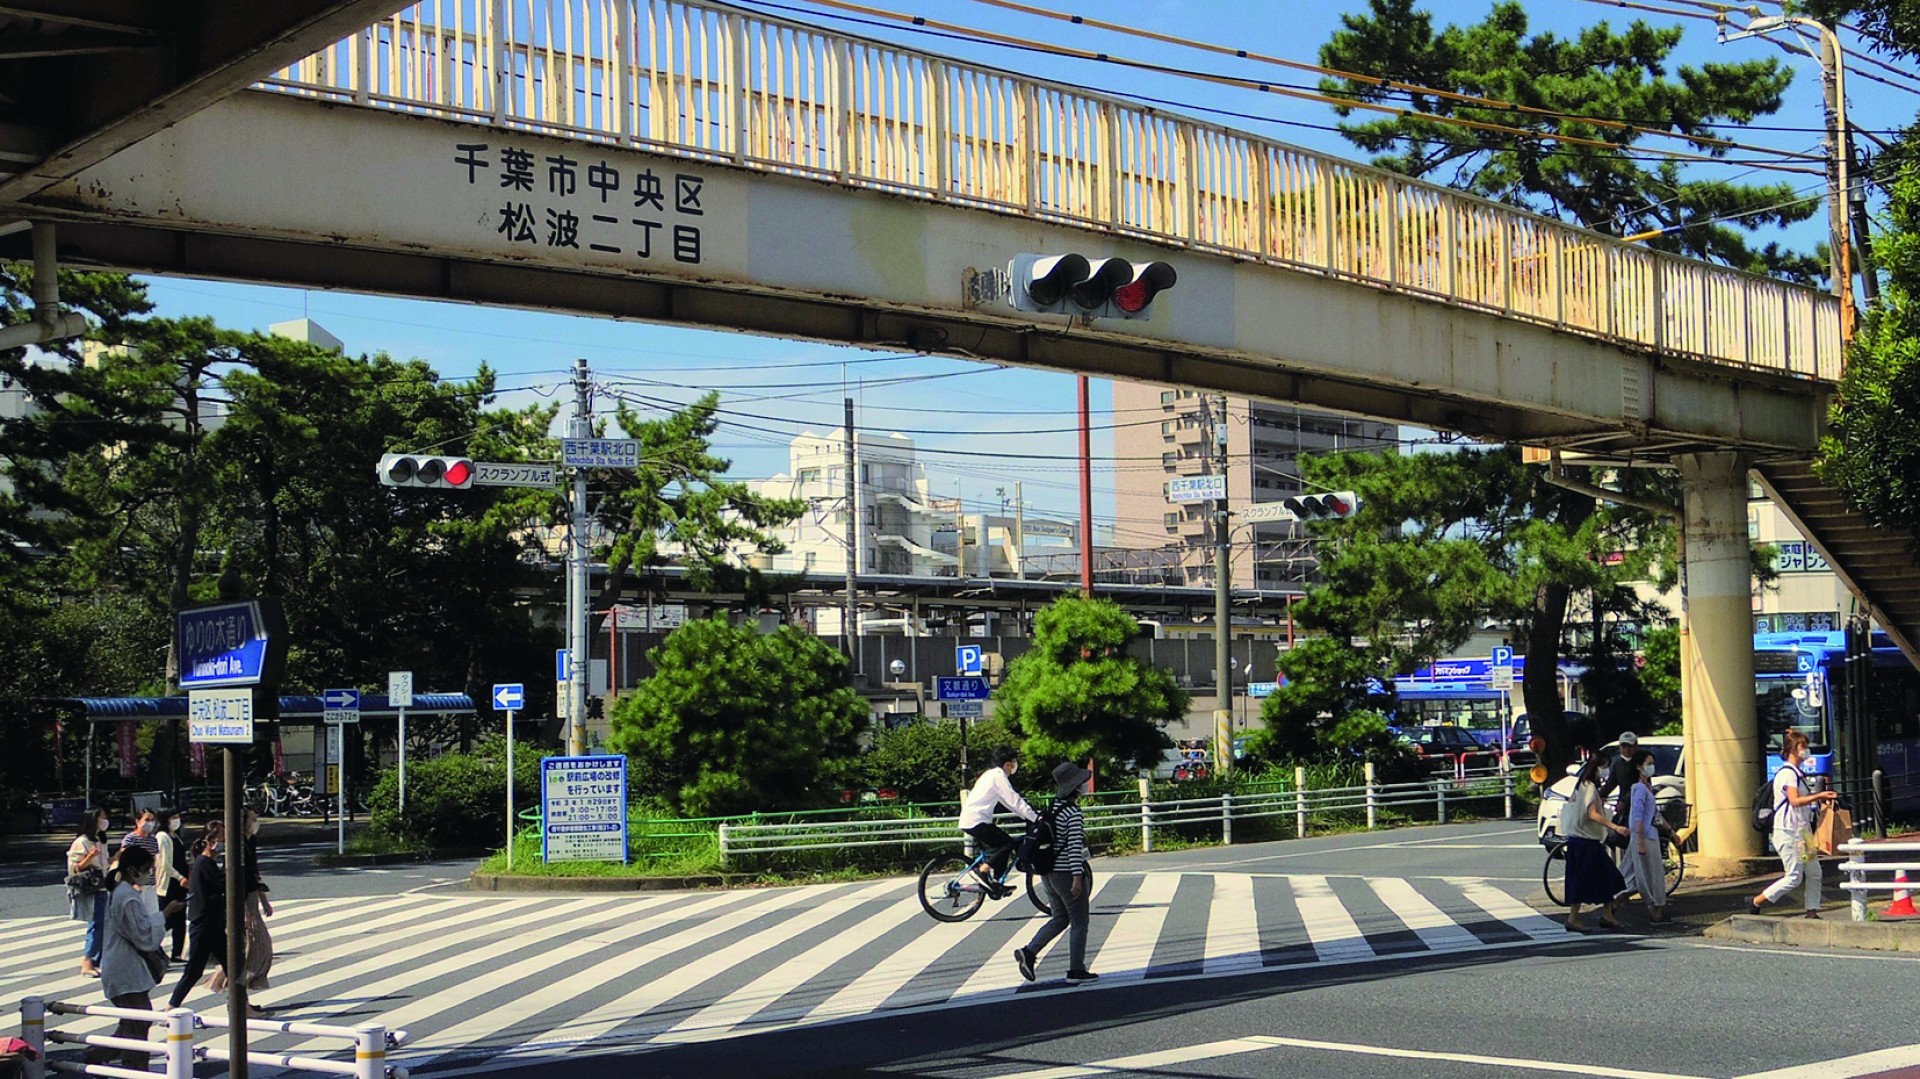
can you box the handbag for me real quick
[137,945,168,983]
[64,867,104,899]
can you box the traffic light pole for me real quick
[567,359,591,756]
[1212,394,1232,774]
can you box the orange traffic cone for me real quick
[1885,870,1919,919]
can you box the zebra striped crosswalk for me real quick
[1,871,1567,1074]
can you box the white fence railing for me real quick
[19,997,406,1079]
[1839,839,1920,922]
[261,0,1842,381]
[717,764,1517,863]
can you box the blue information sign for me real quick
[955,645,984,675]
[934,676,991,701]
[541,755,628,863]
[492,683,525,711]
[177,600,284,689]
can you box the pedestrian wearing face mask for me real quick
[211,808,273,994]
[88,844,184,1071]
[66,807,111,977]
[169,821,251,1011]
[120,808,161,861]
[1622,749,1670,923]
[154,807,189,961]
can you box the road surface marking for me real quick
[1071,870,1179,983]
[1457,877,1567,940]
[1366,877,1484,953]
[990,1033,1712,1078]
[1736,1043,1920,1078]
[1291,875,1374,962]
[1201,871,1262,974]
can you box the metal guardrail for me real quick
[1838,839,1920,922]
[20,997,406,1079]
[716,764,1516,863]
[263,0,1841,380]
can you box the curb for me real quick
[469,871,743,892]
[1704,913,1920,953]
[315,847,491,867]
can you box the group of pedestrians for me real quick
[62,805,274,1070]
[1560,728,1839,932]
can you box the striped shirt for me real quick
[1052,802,1089,874]
[120,830,159,859]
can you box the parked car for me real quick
[1390,725,1497,774]
[1534,736,1686,842]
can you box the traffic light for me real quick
[1008,253,1176,318]
[1279,490,1361,520]
[378,453,475,489]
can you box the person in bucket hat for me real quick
[1012,761,1099,984]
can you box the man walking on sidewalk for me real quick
[1013,761,1098,985]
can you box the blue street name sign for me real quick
[493,683,525,711]
[177,600,285,689]
[934,676,991,701]
[1248,681,1279,698]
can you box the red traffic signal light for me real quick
[1279,490,1362,520]
[378,453,475,489]
[1008,253,1176,318]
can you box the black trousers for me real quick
[162,882,187,958]
[965,823,1018,878]
[168,920,227,1009]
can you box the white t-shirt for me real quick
[958,767,1038,830]
[1771,764,1811,837]
[1561,780,1607,842]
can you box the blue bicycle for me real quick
[917,835,1052,922]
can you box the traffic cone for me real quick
[1885,870,1919,919]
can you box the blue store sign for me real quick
[177,599,286,689]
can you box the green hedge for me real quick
[367,739,548,850]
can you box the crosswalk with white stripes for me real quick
[0,871,1568,1074]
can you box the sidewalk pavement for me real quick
[0,817,360,865]
[1527,855,1920,952]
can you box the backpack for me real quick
[1014,806,1059,874]
[1751,765,1800,834]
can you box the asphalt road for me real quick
[6,820,1917,1078]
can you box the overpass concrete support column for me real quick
[1678,451,1764,876]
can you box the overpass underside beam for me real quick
[7,92,1828,457]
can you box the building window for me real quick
[804,552,817,569]
[1162,452,1178,467]
[1164,512,1179,528]
[1162,420,1174,438]
[1160,390,1176,405]
[797,468,821,485]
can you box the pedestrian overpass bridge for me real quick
[1,0,1914,871]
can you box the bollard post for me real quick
[1138,776,1153,853]
[1222,792,1233,845]
[1295,765,1307,839]
[717,822,730,868]
[21,996,44,1079]
[1364,762,1377,830]
[1502,764,1514,820]
[1437,781,1447,825]
[1873,770,1887,838]
[355,1024,387,1079]
[166,1009,195,1079]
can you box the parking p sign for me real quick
[956,645,984,676]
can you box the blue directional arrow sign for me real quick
[934,676,991,701]
[322,688,361,710]
[493,683,525,711]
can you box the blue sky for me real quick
[137,0,1914,546]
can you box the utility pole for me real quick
[843,398,861,676]
[568,358,591,755]
[1819,20,1857,343]
[1013,481,1026,580]
[1212,394,1232,773]
[1078,374,1094,594]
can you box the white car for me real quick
[1535,737,1687,842]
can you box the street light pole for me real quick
[567,358,591,756]
[1212,394,1232,774]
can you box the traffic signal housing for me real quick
[378,453,475,489]
[1279,490,1361,520]
[1008,253,1176,319]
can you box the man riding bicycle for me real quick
[959,747,1039,899]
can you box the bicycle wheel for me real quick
[918,856,987,922]
[1543,844,1568,907]
[1663,842,1685,896]
[1026,871,1052,916]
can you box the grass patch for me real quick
[344,832,429,857]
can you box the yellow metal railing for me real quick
[262,0,1843,381]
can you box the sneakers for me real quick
[1065,969,1100,984]
[989,882,1015,901]
[1013,947,1036,982]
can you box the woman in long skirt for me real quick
[1561,753,1632,932]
